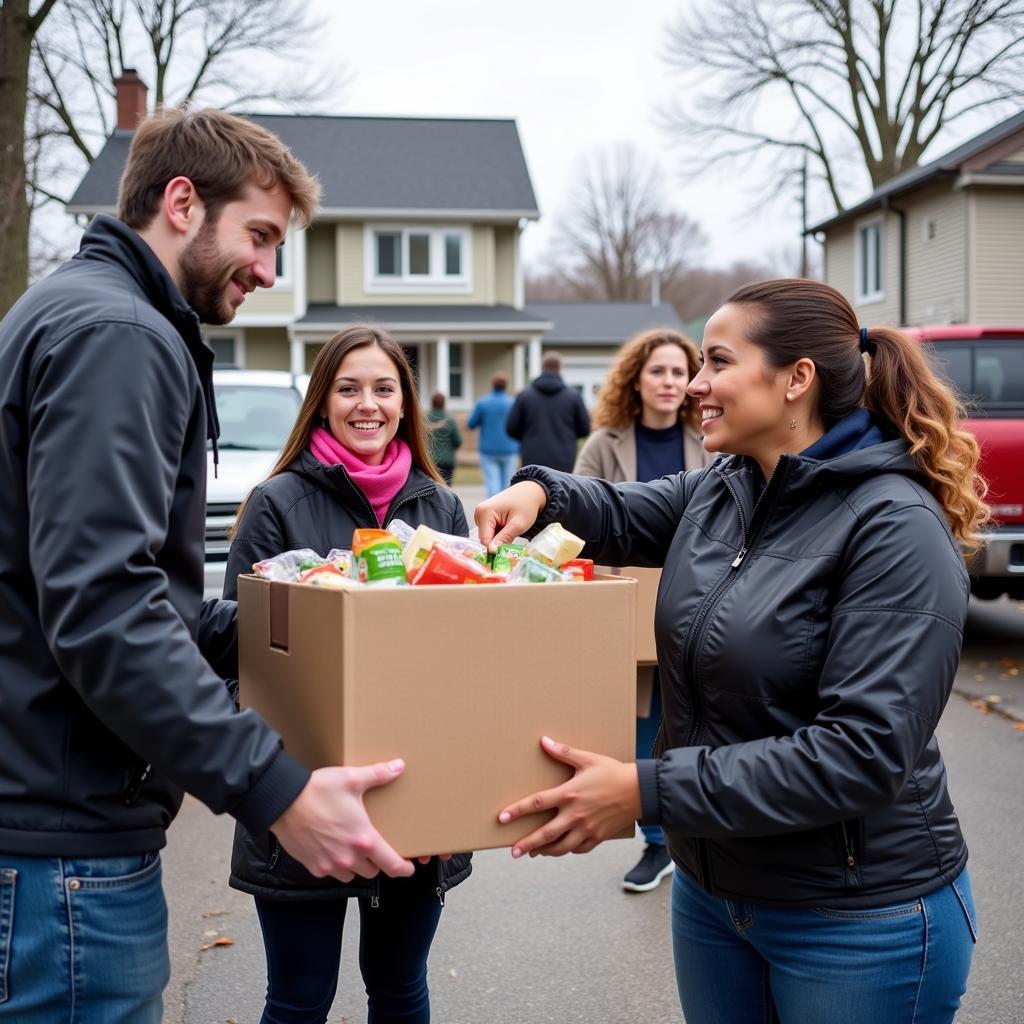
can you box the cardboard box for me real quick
[598,566,661,715]
[237,573,637,857]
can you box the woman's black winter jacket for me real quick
[224,450,472,902]
[516,438,971,909]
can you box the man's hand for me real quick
[474,480,547,551]
[271,761,415,882]
[497,736,642,858]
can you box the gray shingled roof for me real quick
[68,115,540,217]
[524,302,685,344]
[807,108,1024,233]
[296,303,551,331]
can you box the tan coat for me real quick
[573,421,710,482]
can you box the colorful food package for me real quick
[525,523,585,568]
[402,524,488,573]
[508,555,570,584]
[298,563,358,588]
[490,542,527,575]
[324,548,354,577]
[351,529,408,586]
[387,518,417,548]
[252,548,324,582]
[410,543,505,585]
[561,558,594,581]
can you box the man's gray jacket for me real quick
[0,215,309,856]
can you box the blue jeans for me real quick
[671,866,977,1024]
[636,679,664,846]
[255,874,443,1024]
[0,851,168,1023]
[479,452,518,497]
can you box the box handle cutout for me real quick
[269,581,290,652]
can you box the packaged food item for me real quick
[410,543,505,585]
[490,542,527,575]
[252,548,324,582]
[525,523,585,568]
[351,529,408,586]
[508,555,570,584]
[387,518,416,548]
[402,524,488,573]
[324,548,354,577]
[561,558,594,581]
[299,563,357,588]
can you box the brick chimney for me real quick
[114,69,148,130]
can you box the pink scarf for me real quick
[309,426,413,526]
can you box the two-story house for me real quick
[807,108,1024,326]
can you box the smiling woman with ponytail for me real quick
[475,277,986,1024]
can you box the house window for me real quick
[856,219,884,302]
[207,332,243,367]
[448,343,465,400]
[275,245,284,278]
[366,227,471,291]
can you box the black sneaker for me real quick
[622,843,674,892]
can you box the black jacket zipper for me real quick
[123,762,152,806]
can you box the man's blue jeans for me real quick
[671,866,976,1023]
[479,453,518,497]
[0,851,168,1023]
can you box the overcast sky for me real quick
[309,1,808,271]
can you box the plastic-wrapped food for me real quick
[525,523,585,568]
[299,563,357,587]
[508,555,570,584]
[387,518,416,547]
[403,524,488,573]
[352,529,408,586]
[561,558,594,581]
[324,548,354,577]
[410,543,505,585]
[252,548,324,582]
[490,542,527,575]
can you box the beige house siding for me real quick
[904,185,968,325]
[494,226,516,305]
[334,222,498,305]
[471,342,519,398]
[824,216,902,325]
[969,186,1024,321]
[307,225,337,303]
[244,327,290,370]
[238,287,294,318]
[823,223,856,300]
[1002,146,1024,165]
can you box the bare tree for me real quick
[661,0,1024,216]
[0,0,60,317]
[545,144,709,301]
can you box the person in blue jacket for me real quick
[467,371,520,495]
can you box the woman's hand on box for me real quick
[474,481,547,551]
[497,736,641,858]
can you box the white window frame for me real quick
[206,328,246,368]
[855,216,885,304]
[274,228,293,288]
[447,341,473,407]
[363,225,472,294]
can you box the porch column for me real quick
[289,333,305,376]
[435,336,450,398]
[528,336,543,381]
[513,342,526,391]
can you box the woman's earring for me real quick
[789,418,797,431]
[320,416,328,429]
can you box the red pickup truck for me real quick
[907,326,1024,600]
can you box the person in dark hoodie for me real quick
[478,279,987,1024]
[0,108,413,1023]
[505,350,590,471]
[224,325,471,1024]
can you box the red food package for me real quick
[561,558,594,581]
[410,543,506,585]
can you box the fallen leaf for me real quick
[1014,723,1024,731]
[199,936,235,952]
[203,909,230,919]
[983,694,1004,703]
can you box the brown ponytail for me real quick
[726,279,990,550]
[860,326,989,550]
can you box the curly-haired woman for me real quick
[480,279,987,1024]
[574,328,712,892]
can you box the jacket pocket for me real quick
[0,868,16,1004]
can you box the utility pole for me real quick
[800,155,808,278]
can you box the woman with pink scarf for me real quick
[224,325,471,1024]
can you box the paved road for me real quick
[161,593,1024,1024]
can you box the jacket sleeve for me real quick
[513,464,702,566]
[573,433,604,477]
[504,394,524,440]
[467,402,481,430]
[639,502,969,837]
[27,323,309,832]
[223,485,288,602]
[450,416,463,450]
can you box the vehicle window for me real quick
[213,386,302,450]
[924,344,973,400]
[974,345,1024,405]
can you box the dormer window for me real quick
[366,226,471,292]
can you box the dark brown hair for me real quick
[726,278,989,548]
[117,106,320,230]
[592,328,702,432]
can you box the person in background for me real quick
[0,107,411,1023]
[427,390,463,486]
[224,325,472,1024]
[506,351,590,472]
[479,279,985,1024]
[467,371,519,496]
[574,327,711,893]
